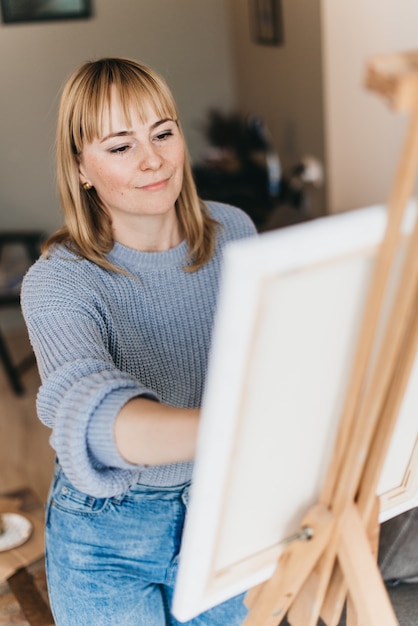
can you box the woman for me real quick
[21,58,257,625]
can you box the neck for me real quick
[112,213,183,252]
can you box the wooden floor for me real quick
[0,326,54,505]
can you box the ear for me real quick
[78,163,90,188]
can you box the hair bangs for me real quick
[70,59,179,152]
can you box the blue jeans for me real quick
[45,465,248,625]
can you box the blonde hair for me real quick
[44,57,219,272]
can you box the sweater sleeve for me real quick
[21,261,159,497]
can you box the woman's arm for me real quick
[115,398,200,465]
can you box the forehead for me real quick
[100,89,162,132]
[80,82,176,145]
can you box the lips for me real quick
[140,178,169,192]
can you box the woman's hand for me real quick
[114,397,200,465]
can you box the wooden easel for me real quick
[242,50,418,626]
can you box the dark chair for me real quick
[0,231,44,395]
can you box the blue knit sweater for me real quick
[21,202,257,497]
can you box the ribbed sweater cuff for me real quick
[87,387,158,470]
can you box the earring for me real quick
[82,182,92,191]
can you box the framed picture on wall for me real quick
[1,0,92,24]
[250,0,283,46]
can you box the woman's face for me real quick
[78,86,185,238]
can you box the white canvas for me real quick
[172,203,418,622]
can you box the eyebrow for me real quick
[99,118,174,143]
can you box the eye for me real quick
[109,145,130,154]
[154,129,174,142]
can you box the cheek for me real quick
[173,146,185,179]
[92,166,127,194]
[173,162,184,193]
[178,144,186,168]
[81,152,122,188]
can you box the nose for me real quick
[138,143,162,170]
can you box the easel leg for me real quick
[319,563,346,626]
[243,504,334,626]
[346,594,361,626]
[286,530,340,626]
[337,505,398,626]
[320,496,380,626]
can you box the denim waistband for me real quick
[53,458,192,503]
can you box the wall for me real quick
[322,0,418,213]
[3,2,418,234]
[0,0,237,233]
[228,0,326,216]
[230,0,418,216]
